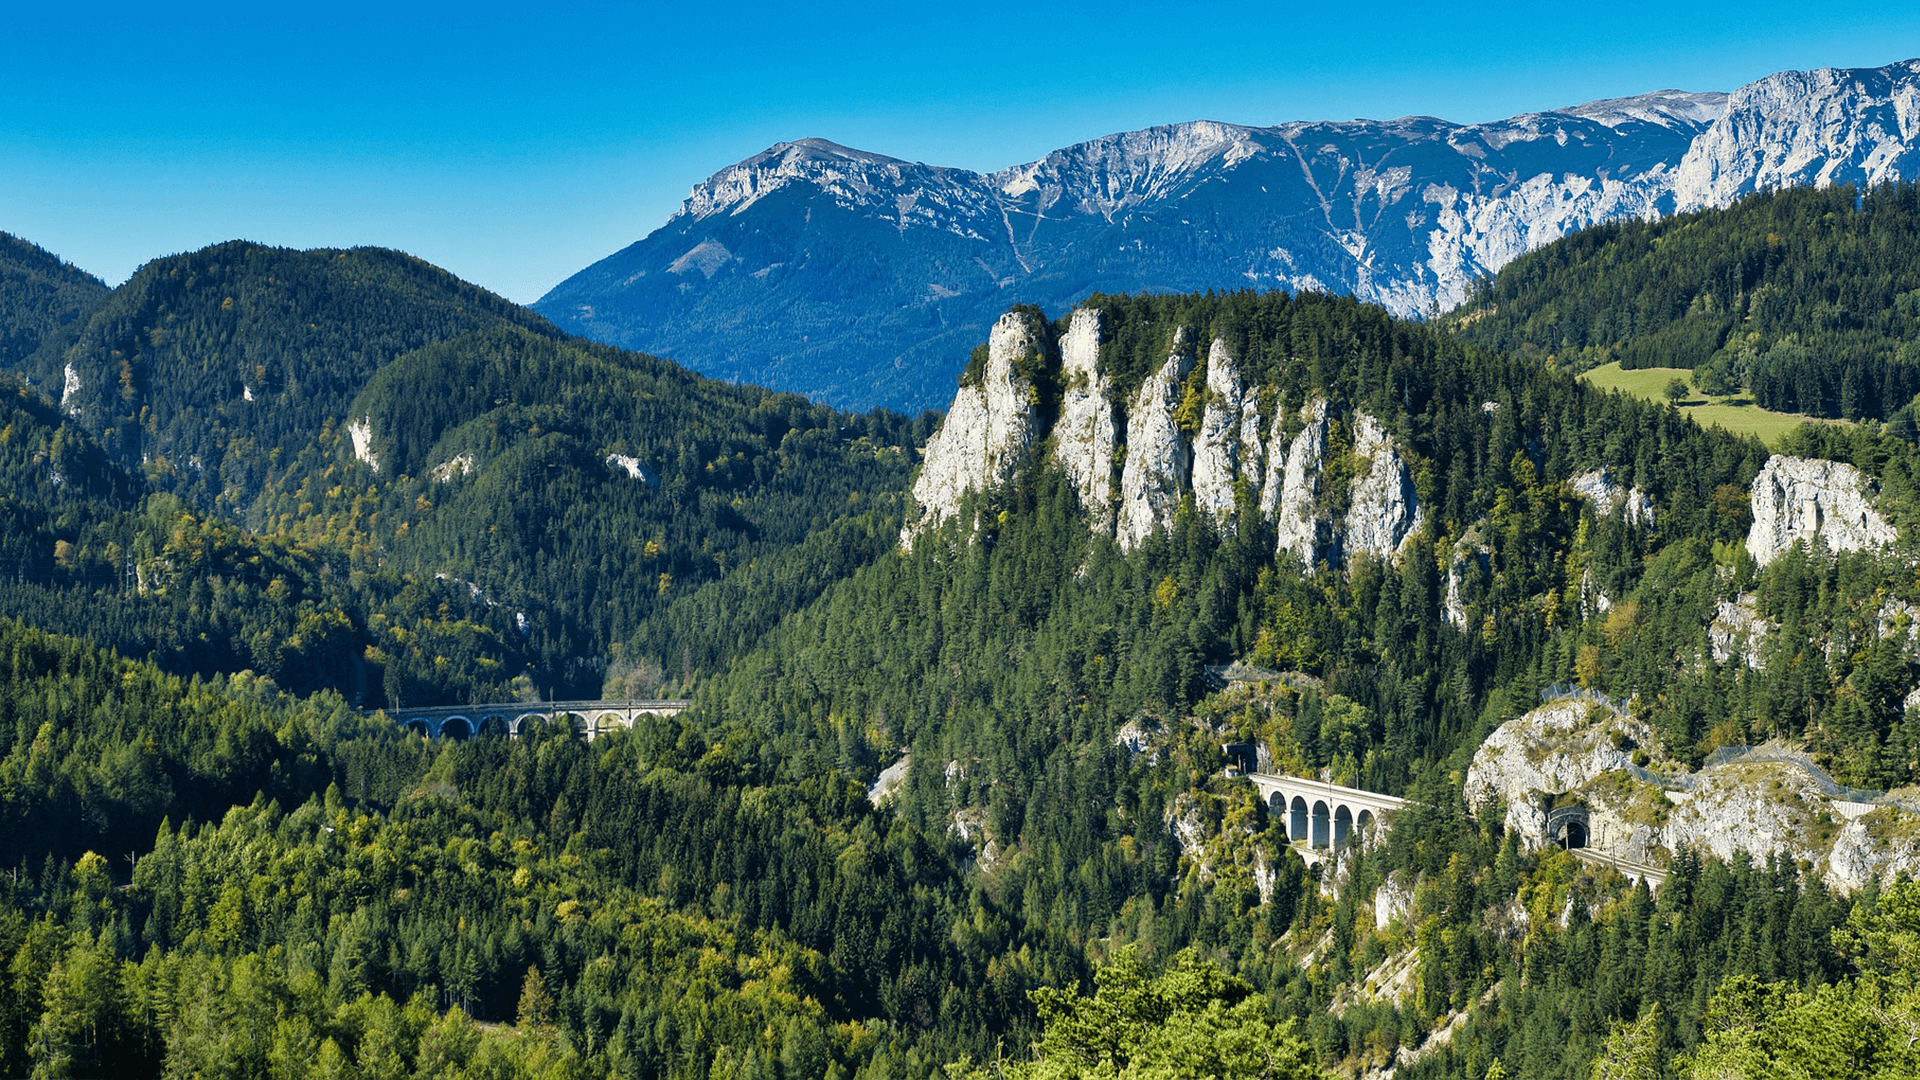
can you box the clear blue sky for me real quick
[3,1,1917,304]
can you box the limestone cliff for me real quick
[1444,526,1492,630]
[900,310,1042,547]
[1747,454,1896,566]
[1343,414,1425,562]
[1273,401,1330,566]
[1468,697,1920,892]
[1191,339,1248,527]
[1116,332,1194,550]
[1570,467,1655,528]
[1052,308,1117,531]
[906,305,1429,570]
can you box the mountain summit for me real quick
[537,59,1920,412]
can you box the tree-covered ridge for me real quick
[33,241,552,519]
[0,239,929,706]
[0,232,108,372]
[1447,181,1920,421]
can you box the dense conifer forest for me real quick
[1450,180,1920,421]
[6,199,1920,1078]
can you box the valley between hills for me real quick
[14,59,1920,1080]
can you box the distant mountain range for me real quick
[536,58,1920,412]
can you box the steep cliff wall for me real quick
[899,311,1043,547]
[1747,454,1896,566]
[1116,332,1195,550]
[1052,308,1117,532]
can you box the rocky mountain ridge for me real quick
[900,305,1424,565]
[540,59,1920,411]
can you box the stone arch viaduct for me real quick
[1244,772,1410,852]
[381,699,689,741]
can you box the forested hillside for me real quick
[0,232,107,371]
[10,219,1920,1079]
[1450,180,1920,421]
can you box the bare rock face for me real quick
[1343,414,1425,562]
[1747,455,1897,566]
[1052,307,1117,531]
[1444,526,1492,629]
[1273,401,1329,566]
[1709,593,1770,669]
[1569,467,1655,528]
[1827,809,1920,894]
[1465,698,1651,845]
[1191,338,1247,526]
[1661,761,1835,868]
[900,310,1043,547]
[1116,331,1195,550]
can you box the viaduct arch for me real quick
[1243,773,1411,854]
[383,699,689,741]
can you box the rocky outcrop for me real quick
[1466,698,1653,843]
[1444,527,1492,629]
[1116,332,1194,550]
[1273,402,1330,566]
[1052,308,1117,530]
[1747,455,1897,566]
[1343,414,1425,562]
[1191,338,1248,527]
[1709,594,1770,669]
[1826,808,1920,894]
[1570,467,1655,527]
[348,418,379,472]
[900,311,1043,547]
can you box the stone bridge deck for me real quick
[380,699,689,740]
[1242,772,1411,852]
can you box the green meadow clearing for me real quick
[1579,362,1846,449]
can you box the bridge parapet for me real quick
[380,699,690,740]
[1242,772,1410,853]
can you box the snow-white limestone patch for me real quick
[1191,337,1246,527]
[1051,307,1117,530]
[1273,401,1329,567]
[61,363,80,413]
[431,453,476,483]
[347,418,378,472]
[1570,467,1655,527]
[1116,330,1194,550]
[1747,455,1896,566]
[605,453,650,482]
[900,310,1043,547]
[1709,593,1770,669]
[1343,414,1424,562]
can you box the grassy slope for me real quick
[1579,362,1845,449]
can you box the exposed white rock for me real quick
[901,310,1043,546]
[1675,61,1920,214]
[1051,307,1117,530]
[604,453,649,482]
[61,363,79,413]
[1237,395,1267,505]
[243,385,255,402]
[1343,414,1425,562]
[1444,528,1492,629]
[1585,567,1616,617]
[1116,331,1194,550]
[1191,338,1246,527]
[1273,401,1329,567]
[1709,593,1769,669]
[1662,761,1831,867]
[868,753,910,805]
[1570,467,1655,527]
[1747,455,1896,566]
[431,453,476,483]
[1374,871,1413,931]
[1826,808,1920,894]
[347,418,378,472]
[1465,698,1653,846]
